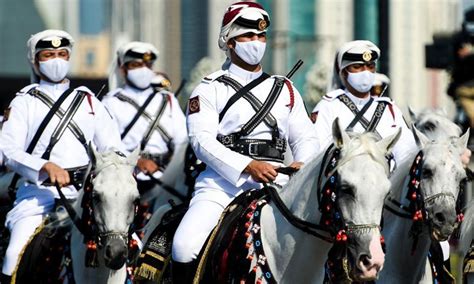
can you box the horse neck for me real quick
[277,153,325,223]
[381,149,433,282]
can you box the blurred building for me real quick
[0,0,471,113]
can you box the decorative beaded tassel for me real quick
[85,240,99,267]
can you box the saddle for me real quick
[134,189,266,284]
[134,202,189,283]
[12,215,72,284]
[195,188,267,283]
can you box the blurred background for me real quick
[0,0,473,114]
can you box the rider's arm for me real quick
[0,95,49,183]
[92,96,124,153]
[187,83,253,186]
[312,99,337,155]
[287,87,319,163]
[388,104,417,164]
[170,94,189,147]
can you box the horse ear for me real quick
[88,142,99,167]
[457,128,470,149]
[377,127,402,154]
[412,124,430,148]
[332,117,350,149]
[127,147,140,167]
[408,106,417,123]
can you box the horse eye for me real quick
[340,184,354,197]
[92,192,101,203]
[422,168,433,178]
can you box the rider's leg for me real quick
[1,214,43,276]
[172,189,233,283]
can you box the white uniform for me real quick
[0,79,121,274]
[312,89,416,163]
[102,85,188,180]
[172,63,318,262]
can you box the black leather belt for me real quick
[42,165,89,190]
[141,152,172,169]
[217,134,286,163]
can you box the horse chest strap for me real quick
[244,199,277,284]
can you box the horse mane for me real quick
[461,200,474,252]
[413,109,462,141]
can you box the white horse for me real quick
[204,119,400,283]
[379,115,469,284]
[70,147,140,284]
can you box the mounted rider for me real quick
[311,40,416,166]
[0,29,122,282]
[171,2,318,282]
[102,42,188,195]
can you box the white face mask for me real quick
[346,70,375,93]
[127,67,154,89]
[39,58,70,83]
[234,40,266,65]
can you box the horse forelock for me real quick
[414,110,462,140]
[339,132,389,175]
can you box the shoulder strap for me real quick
[121,93,156,139]
[342,95,374,130]
[366,101,389,132]
[216,76,277,130]
[218,72,270,122]
[8,87,75,198]
[41,91,87,160]
[238,77,286,138]
[116,93,153,120]
[26,87,76,153]
[140,94,170,151]
[28,88,87,151]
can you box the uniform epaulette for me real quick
[374,96,394,104]
[271,74,293,84]
[105,88,124,98]
[202,70,226,84]
[75,86,95,95]
[322,89,345,101]
[16,83,39,96]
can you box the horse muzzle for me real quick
[348,229,385,282]
[101,234,128,270]
[425,197,457,241]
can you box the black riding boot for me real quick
[172,260,197,284]
[0,273,11,284]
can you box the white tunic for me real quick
[0,79,122,228]
[311,89,416,163]
[102,85,188,179]
[187,63,318,198]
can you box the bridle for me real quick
[264,145,386,282]
[384,150,465,253]
[55,160,139,267]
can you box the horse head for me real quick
[88,147,140,270]
[411,125,469,241]
[329,118,401,281]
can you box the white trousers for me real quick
[172,189,235,263]
[2,214,43,275]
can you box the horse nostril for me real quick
[434,212,446,223]
[359,254,371,267]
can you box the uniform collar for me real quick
[229,63,263,82]
[344,89,372,106]
[123,84,153,97]
[39,79,70,96]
